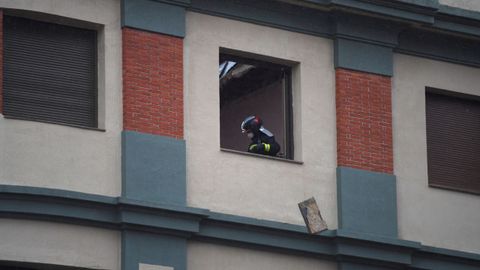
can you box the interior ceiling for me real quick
[219,62,283,107]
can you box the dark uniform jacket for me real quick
[247,128,280,156]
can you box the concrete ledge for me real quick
[0,184,479,269]
[187,0,480,69]
[189,0,331,38]
[0,184,206,234]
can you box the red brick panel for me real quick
[123,27,183,139]
[336,68,393,174]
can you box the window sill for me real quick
[220,148,303,165]
[429,183,479,196]
[3,115,106,132]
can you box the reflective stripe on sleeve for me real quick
[264,143,270,152]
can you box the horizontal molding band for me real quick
[0,185,207,235]
[118,0,480,73]
[189,0,332,38]
[186,0,480,72]
[330,0,435,24]
[125,0,480,39]
[0,185,479,268]
[188,0,480,37]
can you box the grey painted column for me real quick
[121,1,189,269]
[333,12,400,270]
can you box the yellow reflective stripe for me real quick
[249,144,256,151]
[264,143,270,152]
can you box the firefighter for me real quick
[241,115,280,157]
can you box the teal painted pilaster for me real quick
[122,131,186,206]
[334,38,394,76]
[338,262,391,270]
[337,167,398,238]
[122,0,188,37]
[121,1,190,269]
[333,12,399,76]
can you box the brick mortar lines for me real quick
[122,27,184,139]
[336,68,393,174]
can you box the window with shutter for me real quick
[3,15,97,128]
[425,88,480,195]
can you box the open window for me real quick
[219,51,294,159]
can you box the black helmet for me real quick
[241,115,262,133]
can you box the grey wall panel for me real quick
[337,167,398,237]
[334,38,393,76]
[122,131,186,206]
[123,230,186,270]
[122,0,186,37]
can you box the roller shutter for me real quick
[426,90,480,194]
[3,15,97,128]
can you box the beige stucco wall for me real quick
[184,12,337,227]
[0,0,122,197]
[393,54,480,254]
[0,219,120,269]
[439,0,480,11]
[188,241,337,270]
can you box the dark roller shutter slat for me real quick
[426,91,480,194]
[5,73,96,97]
[3,16,97,128]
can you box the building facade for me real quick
[0,0,479,269]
